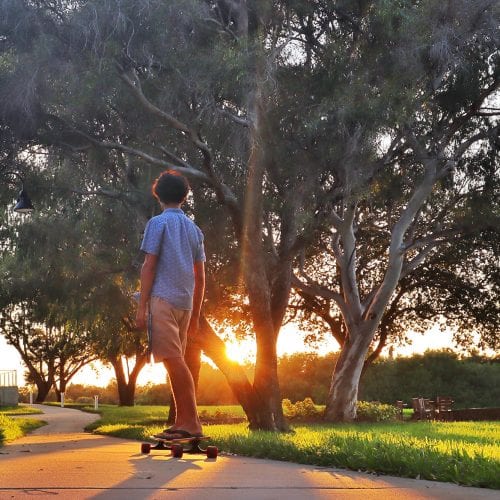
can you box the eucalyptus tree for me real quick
[293,227,499,372]
[290,1,499,420]
[0,0,327,430]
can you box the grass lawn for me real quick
[0,405,43,416]
[84,404,499,489]
[0,413,45,445]
[0,405,46,445]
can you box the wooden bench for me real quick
[411,397,435,420]
[435,396,454,421]
[395,400,407,420]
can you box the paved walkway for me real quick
[0,405,497,499]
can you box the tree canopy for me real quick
[1,0,498,422]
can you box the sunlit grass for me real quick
[83,404,245,431]
[0,413,45,445]
[0,405,43,416]
[86,405,500,489]
[202,422,500,488]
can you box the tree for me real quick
[0,144,149,404]
[291,0,499,420]
[292,220,499,373]
[0,0,326,430]
[0,302,96,402]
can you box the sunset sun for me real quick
[225,341,255,364]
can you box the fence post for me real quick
[94,395,99,410]
[61,393,65,408]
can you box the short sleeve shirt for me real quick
[140,208,205,310]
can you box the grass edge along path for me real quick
[0,413,45,445]
[84,405,500,490]
[0,405,44,416]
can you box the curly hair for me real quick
[152,170,190,204]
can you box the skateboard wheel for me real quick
[206,446,218,459]
[171,443,184,458]
[141,443,151,454]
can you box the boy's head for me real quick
[152,170,190,205]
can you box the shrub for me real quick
[282,397,322,421]
[198,408,246,424]
[356,401,399,422]
[75,397,94,404]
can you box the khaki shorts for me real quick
[150,297,191,362]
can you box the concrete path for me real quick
[0,406,497,499]
[9,403,101,433]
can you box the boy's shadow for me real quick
[91,445,215,498]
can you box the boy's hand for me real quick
[187,315,200,338]
[135,307,147,331]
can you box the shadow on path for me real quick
[1,405,498,499]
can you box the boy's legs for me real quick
[163,357,202,435]
[150,297,202,436]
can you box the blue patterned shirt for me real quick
[140,208,205,310]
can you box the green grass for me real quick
[83,404,245,431]
[86,404,500,489]
[0,405,43,416]
[0,413,45,445]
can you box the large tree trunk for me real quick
[237,33,288,430]
[28,365,54,403]
[324,328,375,422]
[168,317,283,430]
[110,353,147,406]
[197,317,281,429]
[324,163,438,421]
[253,326,287,430]
[34,378,53,403]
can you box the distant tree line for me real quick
[279,350,500,409]
[359,351,500,409]
[19,350,499,410]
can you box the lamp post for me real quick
[1,171,34,214]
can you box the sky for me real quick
[0,323,463,388]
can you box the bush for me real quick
[75,397,94,404]
[356,401,399,422]
[282,397,322,421]
[135,383,171,405]
[198,408,246,424]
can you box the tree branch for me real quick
[291,273,351,325]
[217,107,250,127]
[116,65,242,224]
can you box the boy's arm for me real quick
[188,261,205,335]
[135,253,158,330]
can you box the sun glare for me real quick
[225,341,255,364]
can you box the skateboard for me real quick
[141,435,218,459]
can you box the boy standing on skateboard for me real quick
[135,170,205,439]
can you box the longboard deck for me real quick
[151,435,210,445]
[141,435,218,458]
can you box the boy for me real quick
[135,170,204,438]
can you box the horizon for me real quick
[1,323,482,389]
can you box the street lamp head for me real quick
[14,188,34,214]
[1,170,35,214]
